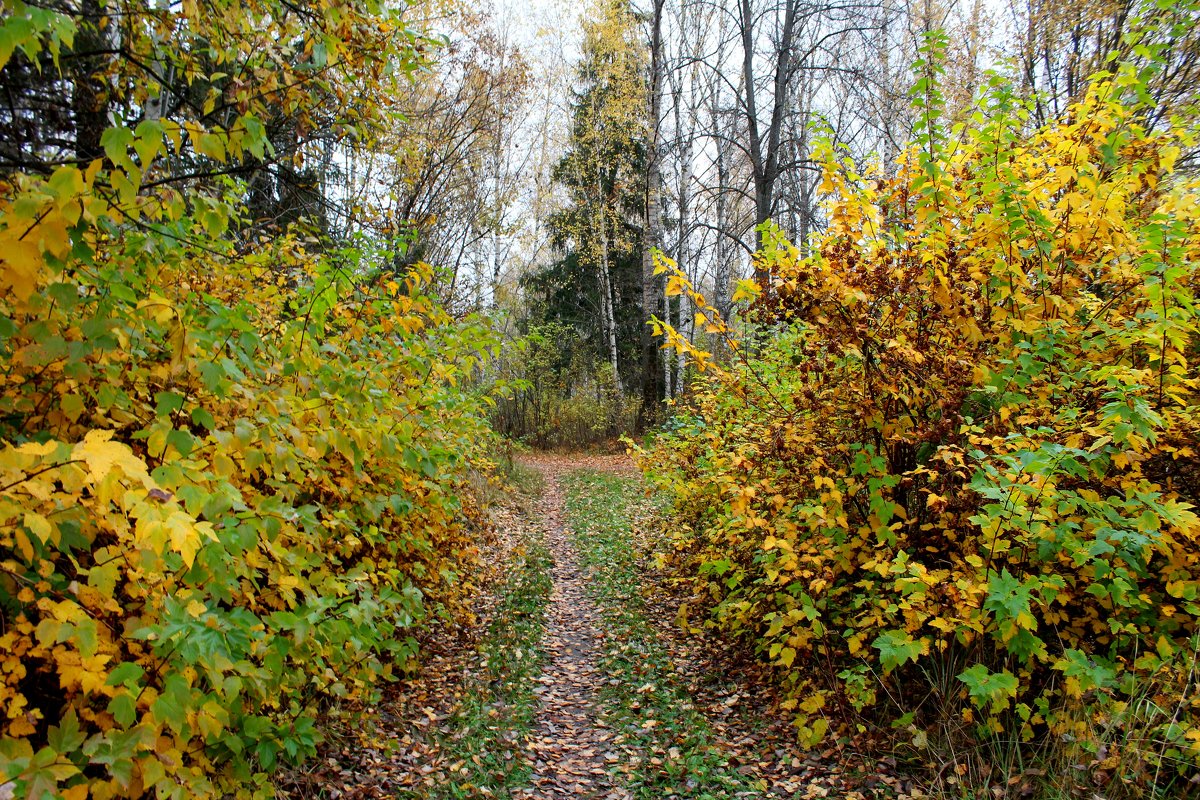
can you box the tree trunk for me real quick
[739,0,798,286]
[72,0,109,163]
[639,0,666,423]
[712,92,733,325]
[673,69,695,394]
[596,188,623,394]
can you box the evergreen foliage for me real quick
[522,0,647,401]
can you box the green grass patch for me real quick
[562,470,760,799]
[400,517,552,798]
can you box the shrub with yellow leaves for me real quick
[637,42,1200,793]
[0,222,503,798]
[0,1,503,797]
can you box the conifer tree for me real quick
[527,0,648,394]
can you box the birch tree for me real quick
[640,0,666,409]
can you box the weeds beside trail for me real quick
[280,463,553,800]
[560,469,908,799]
[402,528,552,798]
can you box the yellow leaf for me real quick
[24,512,53,544]
[165,511,210,569]
[799,692,825,713]
[0,238,45,302]
[168,321,187,371]
[73,430,149,483]
[16,439,59,458]
[137,294,177,325]
[61,393,87,422]
[49,165,86,206]
[13,528,34,561]
[732,279,761,304]
[213,452,236,478]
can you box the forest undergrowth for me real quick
[2,0,1199,795]
[0,1,511,797]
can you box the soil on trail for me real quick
[514,460,630,799]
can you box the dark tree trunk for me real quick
[72,0,109,163]
[639,0,666,427]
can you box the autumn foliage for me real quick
[638,53,1200,790]
[0,1,503,798]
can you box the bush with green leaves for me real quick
[638,41,1200,795]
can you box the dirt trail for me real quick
[514,460,630,799]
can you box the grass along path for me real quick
[561,467,908,800]
[562,469,762,799]
[390,466,553,799]
[515,456,634,799]
[406,515,553,798]
[279,463,552,800]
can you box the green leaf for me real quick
[957,664,1019,711]
[105,662,145,688]
[46,708,86,754]
[74,617,98,658]
[100,126,136,167]
[133,119,165,165]
[1053,649,1117,694]
[151,674,192,736]
[108,693,138,728]
[155,391,186,417]
[191,407,216,430]
[167,428,196,458]
[872,630,924,672]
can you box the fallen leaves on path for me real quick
[550,458,917,800]
[615,479,917,799]
[278,491,526,799]
[514,460,631,799]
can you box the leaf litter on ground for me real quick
[278,462,551,799]
[559,463,917,800]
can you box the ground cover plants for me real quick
[638,38,1200,797]
[5,0,1200,795]
[393,511,552,799]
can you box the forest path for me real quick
[513,456,634,799]
[282,454,907,799]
